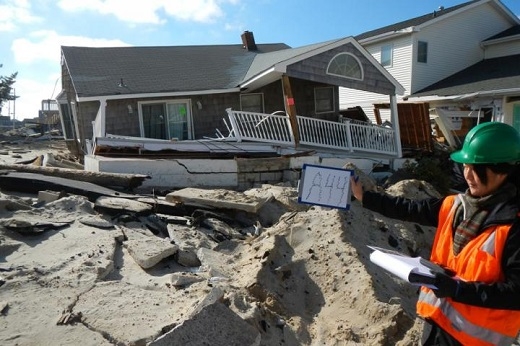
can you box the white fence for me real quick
[226,109,398,156]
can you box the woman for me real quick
[351,122,520,346]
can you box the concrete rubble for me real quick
[0,159,438,345]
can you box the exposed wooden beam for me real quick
[281,75,300,145]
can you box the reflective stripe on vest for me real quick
[481,231,496,255]
[420,290,516,346]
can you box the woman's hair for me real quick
[473,163,520,188]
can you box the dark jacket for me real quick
[361,191,520,345]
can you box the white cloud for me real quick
[11,30,130,64]
[0,0,42,32]
[57,0,238,24]
[162,1,223,23]
[1,76,56,120]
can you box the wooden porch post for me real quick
[282,75,300,146]
[389,95,403,158]
[100,98,107,137]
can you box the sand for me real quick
[0,138,439,346]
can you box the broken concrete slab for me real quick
[0,192,33,211]
[78,215,115,229]
[73,280,209,345]
[94,196,153,216]
[124,235,179,269]
[197,247,234,278]
[0,282,111,346]
[167,224,215,267]
[136,196,191,216]
[165,187,269,213]
[169,272,206,288]
[149,301,261,346]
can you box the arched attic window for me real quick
[326,53,363,80]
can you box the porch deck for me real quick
[90,109,400,160]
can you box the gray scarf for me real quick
[452,183,516,255]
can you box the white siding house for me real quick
[339,0,520,126]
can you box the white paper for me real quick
[368,246,436,288]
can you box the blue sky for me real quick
[1,0,520,121]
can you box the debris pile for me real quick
[0,169,439,345]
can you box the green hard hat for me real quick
[450,122,520,164]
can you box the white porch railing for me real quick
[226,109,398,156]
[226,109,294,145]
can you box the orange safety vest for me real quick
[416,195,520,346]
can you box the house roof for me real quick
[484,24,520,41]
[409,53,520,98]
[63,35,404,99]
[62,43,290,98]
[354,1,472,41]
[66,1,520,101]
[354,0,520,43]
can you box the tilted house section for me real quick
[58,33,404,162]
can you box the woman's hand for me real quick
[350,176,363,202]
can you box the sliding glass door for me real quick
[140,100,192,140]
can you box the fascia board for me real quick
[240,67,277,89]
[358,29,413,45]
[481,34,520,46]
[77,88,241,102]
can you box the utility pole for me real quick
[11,88,15,129]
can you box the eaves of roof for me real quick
[408,54,520,98]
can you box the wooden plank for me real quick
[0,163,150,190]
[165,187,269,213]
[0,171,138,202]
[282,75,300,145]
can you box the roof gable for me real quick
[240,37,404,95]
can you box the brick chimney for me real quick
[241,31,257,51]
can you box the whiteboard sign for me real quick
[298,164,353,210]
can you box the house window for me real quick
[326,53,363,80]
[240,93,264,113]
[381,44,393,67]
[418,41,428,63]
[140,100,193,140]
[58,101,75,140]
[315,87,334,113]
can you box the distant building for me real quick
[39,99,61,130]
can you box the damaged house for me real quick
[57,32,405,190]
[341,0,520,148]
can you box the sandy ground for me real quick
[0,138,440,345]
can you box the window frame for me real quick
[138,99,193,140]
[314,86,335,114]
[326,53,363,81]
[417,41,428,63]
[240,93,265,113]
[381,44,393,67]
